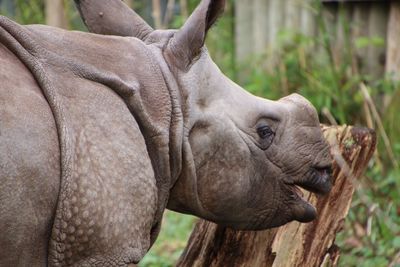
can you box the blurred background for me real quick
[0,0,399,266]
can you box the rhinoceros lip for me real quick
[285,166,332,223]
[285,166,332,196]
[295,166,332,195]
[287,184,317,223]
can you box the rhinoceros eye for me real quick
[257,125,274,139]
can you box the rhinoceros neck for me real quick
[135,44,186,224]
[146,44,185,185]
[166,57,239,219]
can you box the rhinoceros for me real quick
[0,0,332,266]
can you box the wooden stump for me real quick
[177,125,376,267]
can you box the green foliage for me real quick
[336,165,400,266]
[12,0,45,24]
[235,1,400,266]
[0,0,85,30]
[206,0,236,80]
[355,36,385,49]
[63,1,86,31]
[140,211,196,267]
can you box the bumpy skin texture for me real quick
[0,0,332,266]
[0,19,169,266]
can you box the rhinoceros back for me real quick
[0,16,160,266]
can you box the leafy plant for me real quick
[14,0,45,24]
[235,1,399,265]
[140,211,196,267]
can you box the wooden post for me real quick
[267,0,284,51]
[352,3,370,75]
[300,0,316,37]
[365,2,388,79]
[253,0,269,54]
[235,0,254,63]
[163,0,176,28]
[177,125,376,267]
[285,0,300,33]
[386,1,400,80]
[180,0,189,20]
[46,0,68,29]
[152,0,163,29]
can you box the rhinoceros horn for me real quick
[74,0,153,39]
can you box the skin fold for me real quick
[0,0,332,266]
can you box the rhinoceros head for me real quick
[75,0,332,229]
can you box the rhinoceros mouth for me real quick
[286,184,316,223]
[284,166,332,223]
[285,165,332,195]
[295,166,332,195]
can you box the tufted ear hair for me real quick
[74,0,153,40]
[165,0,225,71]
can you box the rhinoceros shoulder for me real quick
[0,20,161,265]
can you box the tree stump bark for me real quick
[176,125,376,267]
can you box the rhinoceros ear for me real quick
[74,0,153,40]
[165,0,225,70]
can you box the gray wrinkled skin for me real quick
[0,0,332,266]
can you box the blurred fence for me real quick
[235,0,399,79]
